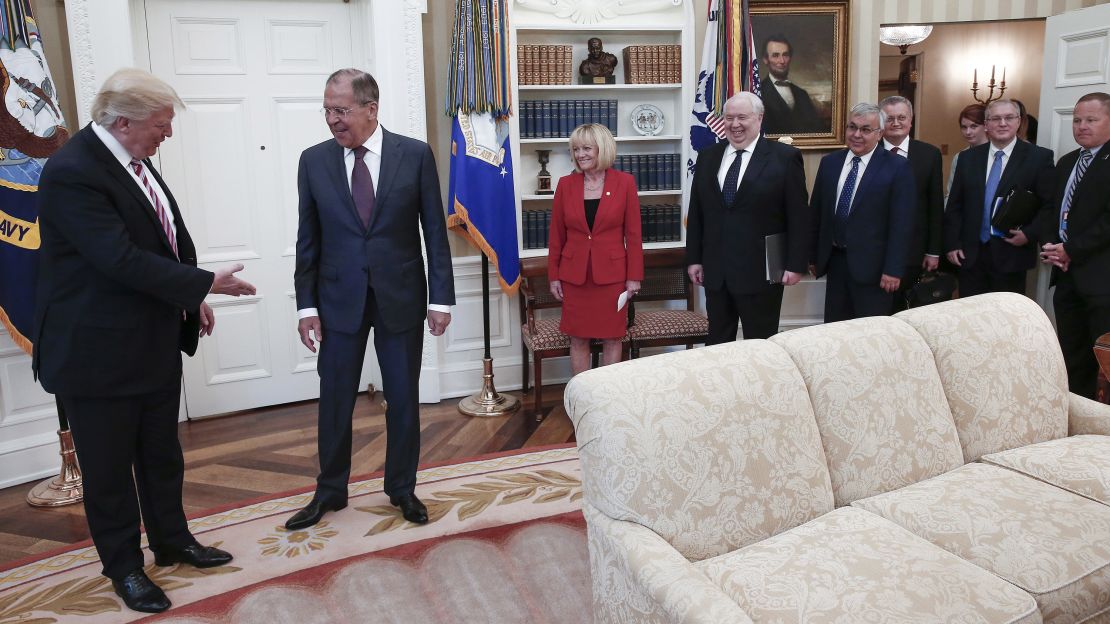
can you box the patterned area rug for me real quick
[0,446,588,623]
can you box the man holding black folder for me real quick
[1038,92,1110,400]
[686,92,809,343]
[943,99,1054,297]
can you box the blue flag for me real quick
[0,0,69,353]
[447,110,519,292]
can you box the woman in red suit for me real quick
[548,123,644,374]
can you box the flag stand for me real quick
[458,253,519,417]
[27,399,83,507]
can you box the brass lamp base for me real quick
[458,357,520,417]
[27,429,83,508]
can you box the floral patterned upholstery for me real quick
[627,309,709,340]
[695,506,1041,624]
[770,316,965,506]
[852,463,1110,624]
[894,293,1070,462]
[982,435,1110,506]
[566,340,834,562]
[520,317,628,353]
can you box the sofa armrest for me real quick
[1068,392,1110,436]
[584,504,753,624]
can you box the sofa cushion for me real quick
[852,462,1110,624]
[770,316,965,506]
[694,506,1040,624]
[566,341,834,562]
[895,293,1069,462]
[982,435,1110,506]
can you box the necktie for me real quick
[129,158,178,258]
[352,145,375,228]
[721,149,744,207]
[981,149,1005,243]
[833,156,861,248]
[774,80,791,87]
[890,146,901,156]
[1060,148,1092,242]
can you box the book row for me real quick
[522,203,683,250]
[615,154,682,191]
[622,45,682,84]
[517,44,573,85]
[519,99,618,139]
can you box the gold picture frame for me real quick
[751,0,850,149]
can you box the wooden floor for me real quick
[0,387,572,567]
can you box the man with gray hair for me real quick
[33,68,255,613]
[810,102,915,321]
[686,91,810,342]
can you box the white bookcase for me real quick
[509,0,695,258]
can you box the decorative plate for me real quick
[630,104,665,136]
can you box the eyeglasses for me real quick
[887,115,910,123]
[986,114,1020,123]
[846,123,878,135]
[321,104,370,119]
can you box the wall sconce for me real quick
[971,65,1007,105]
[879,24,933,55]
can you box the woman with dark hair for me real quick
[946,103,988,199]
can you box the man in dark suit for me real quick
[810,102,915,322]
[33,69,255,614]
[1038,92,1110,400]
[287,68,455,530]
[944,99,1054,297]
[880,95,944,312]
[760,34,825,135]
[686,92,809,342]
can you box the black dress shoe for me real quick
[284,498,347,530]
[153,543,234,568]
[112,569,171,614]
[389,493,429,524]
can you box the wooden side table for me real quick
[1096,332,1110,404]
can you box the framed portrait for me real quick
[751,0,849,149]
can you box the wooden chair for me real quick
[626,248,709,358]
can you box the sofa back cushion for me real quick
[894,293,1069,462]
[566,341,834,562]
[770,316,965,507]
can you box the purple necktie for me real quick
[352,146,375,228]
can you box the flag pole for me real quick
[458,253,519,417]
[26,400,84,507]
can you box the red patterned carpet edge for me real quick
[0,446,586,623]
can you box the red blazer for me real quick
[548,169,644,286]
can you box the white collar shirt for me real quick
[883,137,910,157]
[91,121,176,236]
[343,122,383,192]
[717,136,759,193]
[836,145,878,213]
[984,137,1018,185]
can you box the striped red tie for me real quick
[129,158,179,258]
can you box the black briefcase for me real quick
[906,271,957,308]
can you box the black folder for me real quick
[991,188,1040,232]
[765,233,787,284]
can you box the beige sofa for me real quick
[566,293,1110,624]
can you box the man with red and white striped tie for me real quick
[33,68,255,614]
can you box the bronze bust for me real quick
[579,37,618,78]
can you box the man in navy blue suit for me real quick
[287,68,455,530]
[810,102,915,322]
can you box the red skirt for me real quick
[560,263,627,339]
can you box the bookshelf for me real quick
[508,0,695,259]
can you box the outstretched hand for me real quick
[211,263,256,297]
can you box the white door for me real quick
[1035,4,1110,316]
[145,0,378,417]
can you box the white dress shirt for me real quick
[716,137,758,194]
[835,144,878,214]
[882,137,909,157]
[91,122,177,238]
[773,81,796,109]
[984,137,1018,185]
[299,124,450,319]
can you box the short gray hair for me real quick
[879,95,913,116]
[724,91,765,116]
[986,98,1020,118]
[850,102,885,130]
[91,68,185,127]
[326,68,380,104]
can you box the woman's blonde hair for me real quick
[91,68,185,127]
[568,123,616,172]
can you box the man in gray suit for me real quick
[286,68,455,530]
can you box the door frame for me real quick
[62,0,445,407]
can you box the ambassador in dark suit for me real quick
[287,68,455,531]
[944,99,1054,297]
[686,92,809,342]
[1039,92,1110,400]
[810,103,915,322]
[880,95,944,311]
[760,34,825,135]
[33,69,254,614]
